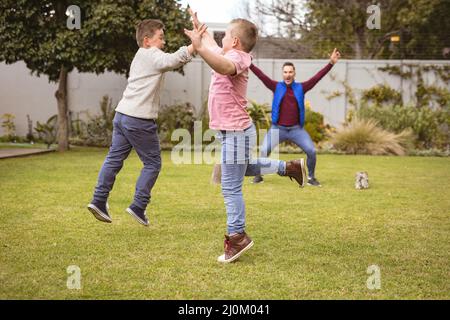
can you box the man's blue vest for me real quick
[271,81,305,127]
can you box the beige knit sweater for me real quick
[115,46,192,119]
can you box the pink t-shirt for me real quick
[208,48,253,131]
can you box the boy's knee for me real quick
[221,185,242,196]
[155,161,162,172]
[105,157,125,169]
[143,155,161,171]
[150,159,162,172]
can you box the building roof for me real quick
[211,30,311,59]
[252,37,311,59]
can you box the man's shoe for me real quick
[87,201,112,223]
[252,175,264,184]
[217,232,254,263]
[285,159,307,187]
[126,204,149,226]
[307,177,322,187]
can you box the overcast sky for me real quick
[178,0,244,23]
[178,0,282,36]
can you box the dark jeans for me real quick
[92,112,161,210]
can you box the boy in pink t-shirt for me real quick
[185,12,307,263]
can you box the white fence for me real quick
[0,59,449,136]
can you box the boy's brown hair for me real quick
[230,18,258,53]
[135,19,165,47]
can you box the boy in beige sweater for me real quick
[88,19,195,226]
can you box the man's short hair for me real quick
[230,19,258,53]
[283,62,296,70]
[135,19,165,47]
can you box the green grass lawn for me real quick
[0,147,449,299]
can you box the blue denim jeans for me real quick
[260,124,316,178]
[218,124,286,234]
[92,112,161,210]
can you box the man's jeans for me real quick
[260,124,316,178]
[92,112,161,210]
[218,124,286,234]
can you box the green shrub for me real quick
[69,99,200,149]
[245,100,332,153]
[1,113,16,141]
[304,107,331,143]
[407,148,450,157]
[331,118,413,155]
[26,114,35,143]
[357,104,450,149]
[35,115,58,149]
[157,103,196,148]
[247,100,271,148]
[362,84,403,106]
[0,136,30,143]
[85,96,115,147]
[69,95,115,147]
[70,112,87,140]
[247,100,271,130]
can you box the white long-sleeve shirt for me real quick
[115,46,192,119]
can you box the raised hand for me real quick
[184,23,208,51]
[188,7,201,30]
[187,7,218,50]
[329,48,341,65]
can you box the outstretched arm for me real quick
[152,46,193,72]
[301,63,333,93]
[249,64,277,92]
[184,25,236,76]
[302,48,341,93]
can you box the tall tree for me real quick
[247,0,450,60]
[0,0,190,151]
[396,0,450,59]
[300,0,401,59]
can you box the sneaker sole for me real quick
[300,158,307,188]
[307,182,322,187]
[87,204,112,223]
[218,240,254,263]
[252,176,264,184]
[126,208,149,227]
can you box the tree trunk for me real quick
[353,42,362,59]
[55,66,69,151]
[352,29,366,59]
